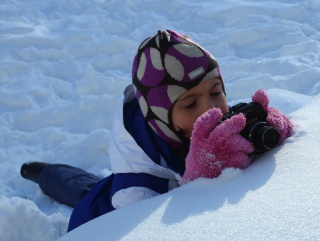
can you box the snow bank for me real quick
[0,197,67,241]
[58,92,320,241]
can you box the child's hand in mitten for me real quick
[251,89,294,144]
[180,108,254,185]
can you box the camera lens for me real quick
[241,121,280,152]
[261,127,280,149]
[244,122,281,152]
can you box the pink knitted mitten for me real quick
[251,89,294,144]
[180,108,254,185]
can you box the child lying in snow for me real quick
[20,29,294,231]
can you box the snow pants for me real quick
[38,164,100,207]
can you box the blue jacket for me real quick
[68,85,185,231]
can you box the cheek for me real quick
[185,118,197,138]
[173,112,198,139]
[182,114,202,139]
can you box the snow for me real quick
[0,0,319,240]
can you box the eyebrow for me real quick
[176,82,221,102]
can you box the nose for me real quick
[202,98,215,113]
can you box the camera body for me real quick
[221,102,280,154]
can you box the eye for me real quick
[211,90,221,96]
[185,102,196,109]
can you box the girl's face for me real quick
[171,77,228,139]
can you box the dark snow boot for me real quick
[20,162,50,184]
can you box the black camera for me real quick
[221,102,280,154]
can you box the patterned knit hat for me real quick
[132,30,225,148]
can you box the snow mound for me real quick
[59,93,320,240]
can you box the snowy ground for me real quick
[0,0,319,241]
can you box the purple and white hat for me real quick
[132,30,225,148]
